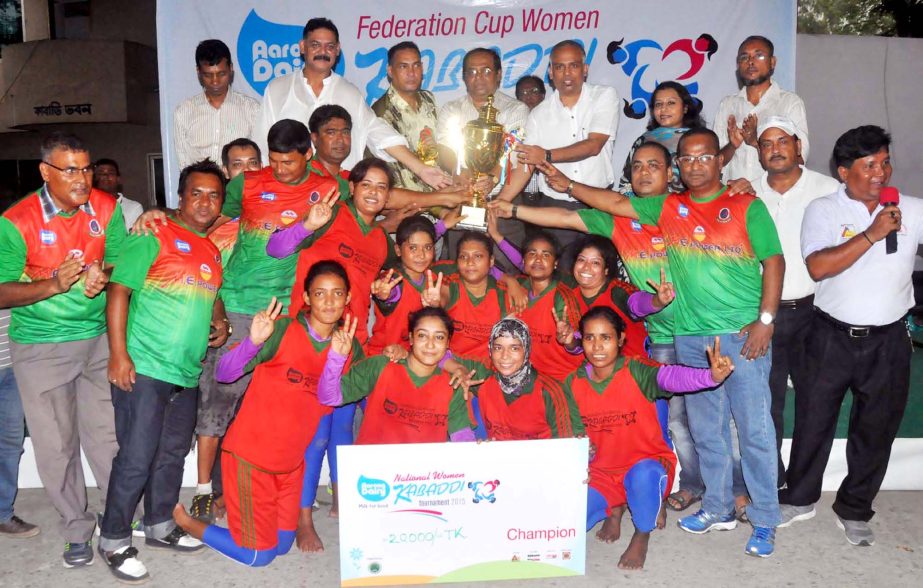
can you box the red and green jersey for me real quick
[208,218,239,267]
[517,279,583,380]
[571,278,649,357]
[579,208,675,344]
[290,201,395,340]
[219,166,340,315]
[0,187,126,343]
[223,314,363,473]
[366,267,425,356]
[341,355,474,444]
[565,357,676,474]
[444,273,509,364]
[110,218,222,388]
[631,189,782,335]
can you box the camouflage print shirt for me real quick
[370,86,439,192]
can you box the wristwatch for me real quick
[759,311,774,326]
[545,149,553,163]
[566,180,575,196]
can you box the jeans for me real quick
[0,367,24,523]
[99,374,198,551]
[676,333,780,528]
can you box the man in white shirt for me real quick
[254,18,448,190]
[713,36,809,183]
[93,159,144,229]
[752,116,838,488]
[779,126,917,547]
[495,40,619,250]
[173,40,260,170]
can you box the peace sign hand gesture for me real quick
[250,297,283,346]
[332,314,358,356]
[303,187,338,231]
[371,269,404,301]
[647,267,675,310]
[705,336,734,384]
[552,304,575,347]
[420,270,445,308]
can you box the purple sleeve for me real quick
[656,365,719,393]
[489,266,504,281]
[215,337,262,383]
[266,223,312,258]
[384,282,402,304]
[450,428,476,442]
[438,350,454,369]
[628,291,658,318]
[497,238,524,271]
[317,349,348,406]
[434,219,447,240]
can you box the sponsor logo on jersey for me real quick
[309,190,321,204]
[338,243,354,259]
[88,219,103,236]
[260,192,276,201]
[693,226,706,241]
[840,224,857,239]
[630,220,642,232]
[717,207,731,223]
[678,203,689,218]
[39,230,56,245]
[200,263,213,281]
[175,239,191,253]
[651,236,665,251]
[69,249,84,259]
[280,209,298,225]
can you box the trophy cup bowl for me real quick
[459,96,505,231]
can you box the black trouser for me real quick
[768,297,815,487]
[781,312,911,521]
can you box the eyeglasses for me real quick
[676,154,718,166]
[736,53,769,64]
[42,161,94,177]
[464,67,495,78]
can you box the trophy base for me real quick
[457,205,487,231]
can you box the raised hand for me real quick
[741,113,759,147]
[382,344,409,363]
[552,304,575,347]
[371,269,404,301]
[420,269,444,308]
[515,144,546,166]
[486,199,514,220]
[131,208,169,235]
[705,336,734,383]
[866,205,902,243]
[303,188,338,231]
[249,297,283,346]
[471,173,496,196]
[646,267,675,309]
[486,208,504,244]
[419,165,452,190]
[450,368,487,400]
[441,205,468,230]
[83,260,109,298]
[331,313,358,356]
[727,114,744,148]
[54,253,83,294]
[535,160,570,193]
[377,203,421,234]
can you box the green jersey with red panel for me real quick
[0,187,126,343]
[631,189,782,335]
[110,218,222,388]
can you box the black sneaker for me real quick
[63,540,95,568]
[145,527,204,553]
[100,546,150,584]
[189,492,217,523]
[0,515,40,538]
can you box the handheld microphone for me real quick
[880,186,899,254]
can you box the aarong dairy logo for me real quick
[200,263,213,281]
[357,475,390,502]
[280,210,298,225]
[651,236,665,251]
[693,226,706,242]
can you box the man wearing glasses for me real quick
[0,133,127,568]
[713,36,809,182]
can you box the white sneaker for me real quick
[101,545,150,584]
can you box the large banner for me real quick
[337,438,589,585]
[156,0,796,203]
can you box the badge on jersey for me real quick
[630,220,642,232]
[309,190,321,204]
[338,243,354,259]
[280,210,298,225]
[260,192,276,202]
[693,226,706,242]
[69,249,84,260]
[88,219,103,237]
[651,236,665,251]
[840,225,857,239]
[717,208,731,223]
[175,239,192,253]
[678,204,689,218]
[200,263,213,281]
[39,230,57,245]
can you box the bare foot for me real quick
[329,482,339,519]
[214,495,227,520]
[173,503,207,540]
[735,494,751,522]
[595,504,626,543]
[656,504,667,530]
[296,507,325,552]
[617,529,650,570]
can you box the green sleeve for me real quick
[103,202,128,265]
[578,208,616,239]
[382,232,399,268]
[447,387,475,434]
[608,283,634,318]
[109,234,160,291]
[628,358,670,401]
[631,194,668,227]
[445,280,461,308]
[341,355,390,404]
[454,356,493,380]
[0,218,27,282]
[543,382,586,438]
[553,290,568,317]
[745,198,783,260]
[243,317,293,373]
[295,205,340,251]
[221,174,245,219]
[350,337,366,362]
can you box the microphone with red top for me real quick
[880,186,900,254]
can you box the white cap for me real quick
[757,115,799,139]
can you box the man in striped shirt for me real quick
[173,40,261,169]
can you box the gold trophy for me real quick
[458,95,505,231]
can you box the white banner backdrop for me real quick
[155,0,796,203]
[337,438,588,586]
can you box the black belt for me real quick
[779,295,814,310]
[814,308,900,338]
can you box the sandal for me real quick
[666,490,701,512]
[735,497,751,523]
